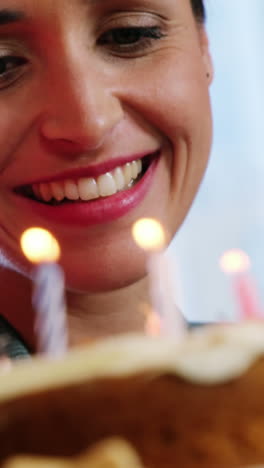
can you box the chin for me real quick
[62,260,147,295]
[64,274,145,295]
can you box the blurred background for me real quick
[171,0,264,322]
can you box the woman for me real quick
[0,0,213,358]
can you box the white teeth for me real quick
[113,167,125,191]
[78,178,99,201]
[123,163,132,185]
[50,182,65,201]
[131,160,138,179]
[39,183,52,202]
[64,180,79,201]
[97,173,117,197]
[31,157,145,203]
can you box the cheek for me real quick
[0,98,38,176]
[118,53,212,227]
[0,74,47,169]
[118,50,212,153]
[0,110,21,166]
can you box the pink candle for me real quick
[233,274,262,320]
[220,249,263,320]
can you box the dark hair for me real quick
[191,0,206,22]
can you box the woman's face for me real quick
[0,0,212,292]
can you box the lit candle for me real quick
[21,228,67,356]
[132,218,185,338]
[220,249,263,320]
[140,301,162,337]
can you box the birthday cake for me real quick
[1,323,264,467]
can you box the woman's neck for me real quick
[0,267,148,351]
[66,277,148,346]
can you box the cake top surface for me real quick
[0,321,264,403]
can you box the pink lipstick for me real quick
[13,151,161,227]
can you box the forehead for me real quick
[0,0,192,19]
[0,0,196,40]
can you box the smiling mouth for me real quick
[15,154,155,206]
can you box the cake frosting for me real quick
[1,321,264,468]
[1,321,264,401]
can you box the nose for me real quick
[40,63,123,154]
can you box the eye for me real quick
[98,26,165,55]
[0,55,28,88]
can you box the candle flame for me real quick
[21,228,61,263]
[141,302,162,337]
[220,249,251,274]
[145,311,162,337]
[132,218,166,251]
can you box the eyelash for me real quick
[0,55,27,88]
[0,25,165,90]
[98,26,165,55]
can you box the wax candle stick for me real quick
[21,228,67,356]
[132,218,186,339]
[33,262,67,355]
[220,249,263,320]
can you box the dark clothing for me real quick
[0,316,30,360]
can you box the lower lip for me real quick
[14,154,160,226]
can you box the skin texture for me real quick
[0,0,213,348]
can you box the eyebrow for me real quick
[0,8,25,26]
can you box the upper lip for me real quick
[16,150,160,188]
